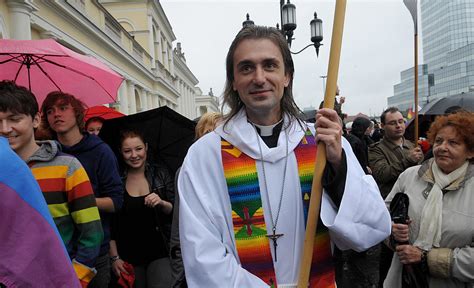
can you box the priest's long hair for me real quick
[222,25,304,128]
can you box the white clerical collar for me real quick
[251,119,283,137]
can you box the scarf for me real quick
[414,160,469,250]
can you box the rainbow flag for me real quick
[0,137,80,287]
[407,108,414,120]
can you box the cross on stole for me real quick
[242,207,253,236]
[266,227,284,262]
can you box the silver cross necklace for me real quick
[253,125,289,262]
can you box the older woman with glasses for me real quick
[384,111,474,288]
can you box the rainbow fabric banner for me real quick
[0,137,80,287]
[222,129,335,287]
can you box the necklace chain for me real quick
[253,126,289,231]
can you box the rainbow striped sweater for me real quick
[26,141,103,268]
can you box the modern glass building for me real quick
[389,0,474,110]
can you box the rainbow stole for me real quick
[221,129,335,287]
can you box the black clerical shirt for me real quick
[254,121,347,207]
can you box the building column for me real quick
[127,80,137,114]
[147,90,152,110]
[146,91,152,109]
[140,88,148,112]
[118,81,129,114]
[7,0,36,40]
[148,14,155,69]
[184,85,189,116]
[149,93,154,109]
[177,80,183,114]
[170,45,175,76]
[152,94,157,108]
[187,87,192,117]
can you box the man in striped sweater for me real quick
[0,81,103,286]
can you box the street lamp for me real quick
[281,0,297,46]
[242,13,254,28]
[243,1,323,56]
[310,13,323,56]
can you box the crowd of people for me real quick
[1,24,473,288]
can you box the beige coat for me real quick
[384,159,474,288]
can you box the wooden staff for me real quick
[414,32,419,146]
[404,0,419,146]
[297,0,347,287]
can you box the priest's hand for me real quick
[315,108,343,168]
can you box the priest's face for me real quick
[232,38,290,125]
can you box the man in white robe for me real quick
[178,25,391,287]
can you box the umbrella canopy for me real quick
[0,39,123,107]
[99,106,196,175]
[405,93,474,140]
[404,115,434,141]
[84,106,125,122]
[419,93,474,115]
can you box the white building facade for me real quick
[0,0,213,119]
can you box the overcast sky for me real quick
[161,0,420,117]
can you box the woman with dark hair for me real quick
[384,111,474,287]
[344,117,374,174]
[110,129,174,288]
[85,117,104,136]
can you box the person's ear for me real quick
[284,73,290,88]
[32,112,41,129]
[145,142,148,152]
[467,150,474,161]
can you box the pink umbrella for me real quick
[0,39,123,107]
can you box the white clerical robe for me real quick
[178,110,391,287]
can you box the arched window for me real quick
[118,19,135,33]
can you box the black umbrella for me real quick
[419,93,474,115]
[404,115,434,141]
[405,93,474,140]
[99,106,196,175]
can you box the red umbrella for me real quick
[84,105,125,122]
[0,39,123,107]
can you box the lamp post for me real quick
[243,1,323,56]
[320,75,327,94]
